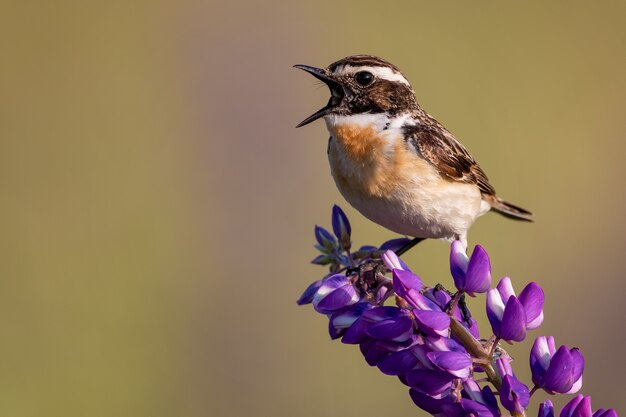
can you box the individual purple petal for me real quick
[478,384,500,412]
[571,396,593,417]
[360,339,390,366]
[546,335,557,355]
[361,306,403,322]
[313,274,349,297]
[412,291,444,312]
[496,356,514,377]
[314,281,359,313]
[544,345,575,393]
[497,276,516,302]
[424,287,452,310]
[530,336,553,384]
[412,309,450,337]
[450,240,469,291]
[366,316,414,342]
[519,282,545,329]
[311,254,331,265]
[486,288,505,336]
[296,279,322,305]
[500,374,530,414]
[427,351,471,379]
[405,369,455,396]
[379,237,412,252]
[409,389,459,416]
[464,245,492,295]
[328,302,373,340]
[462,379,500,415]
[346,307,416,343]
[377,346,422,375]
[360,338,413,366]
[331,205,351,249]
[539,401,555,417]
[425,335,467,354]
[594,410,618,417]
[381,249,409,271]
[373,286,389,305]
[314,225,335,249]
[567,348,584,394]
[500,295,527,342]
[460,398,499,417]
[341,316,369,344]
[561,395,584,417]
[392,268,423,297]
[376,349,419,375]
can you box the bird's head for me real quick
[294,55,418,128]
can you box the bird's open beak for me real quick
[294,64,344,128]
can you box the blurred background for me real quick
[1,1,625,416]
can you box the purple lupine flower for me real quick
[296,279,323,305]
[463,379,501,417]
[377,335,472,379]
[413,309,450,337]
[381,249,409,271]
[409,389,458,416]
[314,225,336,251]
[594,410,620,417]
[397,285,452,337]
[561,395,619,417]
[424,336,472,379]
[300,208,619,417]
[423,287,480,339]
[342,306,414,345]
[375,342,425,374]
[362,306,414,342]
[384,250,450,338]
[392,267,423,299]
[450,241,492,296]
[530,336,584,394]
[486,276,544,342]
[390,268,452,337]
[412,385,499,417]
[331,205,351,250]
[539,400,555,417]
[359,336,418,367]
[496,357,530,414]
[311,274,360,314]
[328,302,373,339]
[405,368,456,397]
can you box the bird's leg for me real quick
[395,237,425,256]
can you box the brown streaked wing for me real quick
[404,123,496,196]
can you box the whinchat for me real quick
[295,55,532,250]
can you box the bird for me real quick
[294,55,532,252]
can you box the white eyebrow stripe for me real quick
[339,65,410,86]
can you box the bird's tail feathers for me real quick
[487,196,534,222]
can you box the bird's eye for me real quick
[355,71,374,87]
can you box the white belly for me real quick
[334,171,484,240]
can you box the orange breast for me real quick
[330,124,384,164]
[329,123,436,198]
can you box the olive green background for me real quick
[1,1,625,416]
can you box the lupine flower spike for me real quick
[298,206,618,417]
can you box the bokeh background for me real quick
[1,1,625,416]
